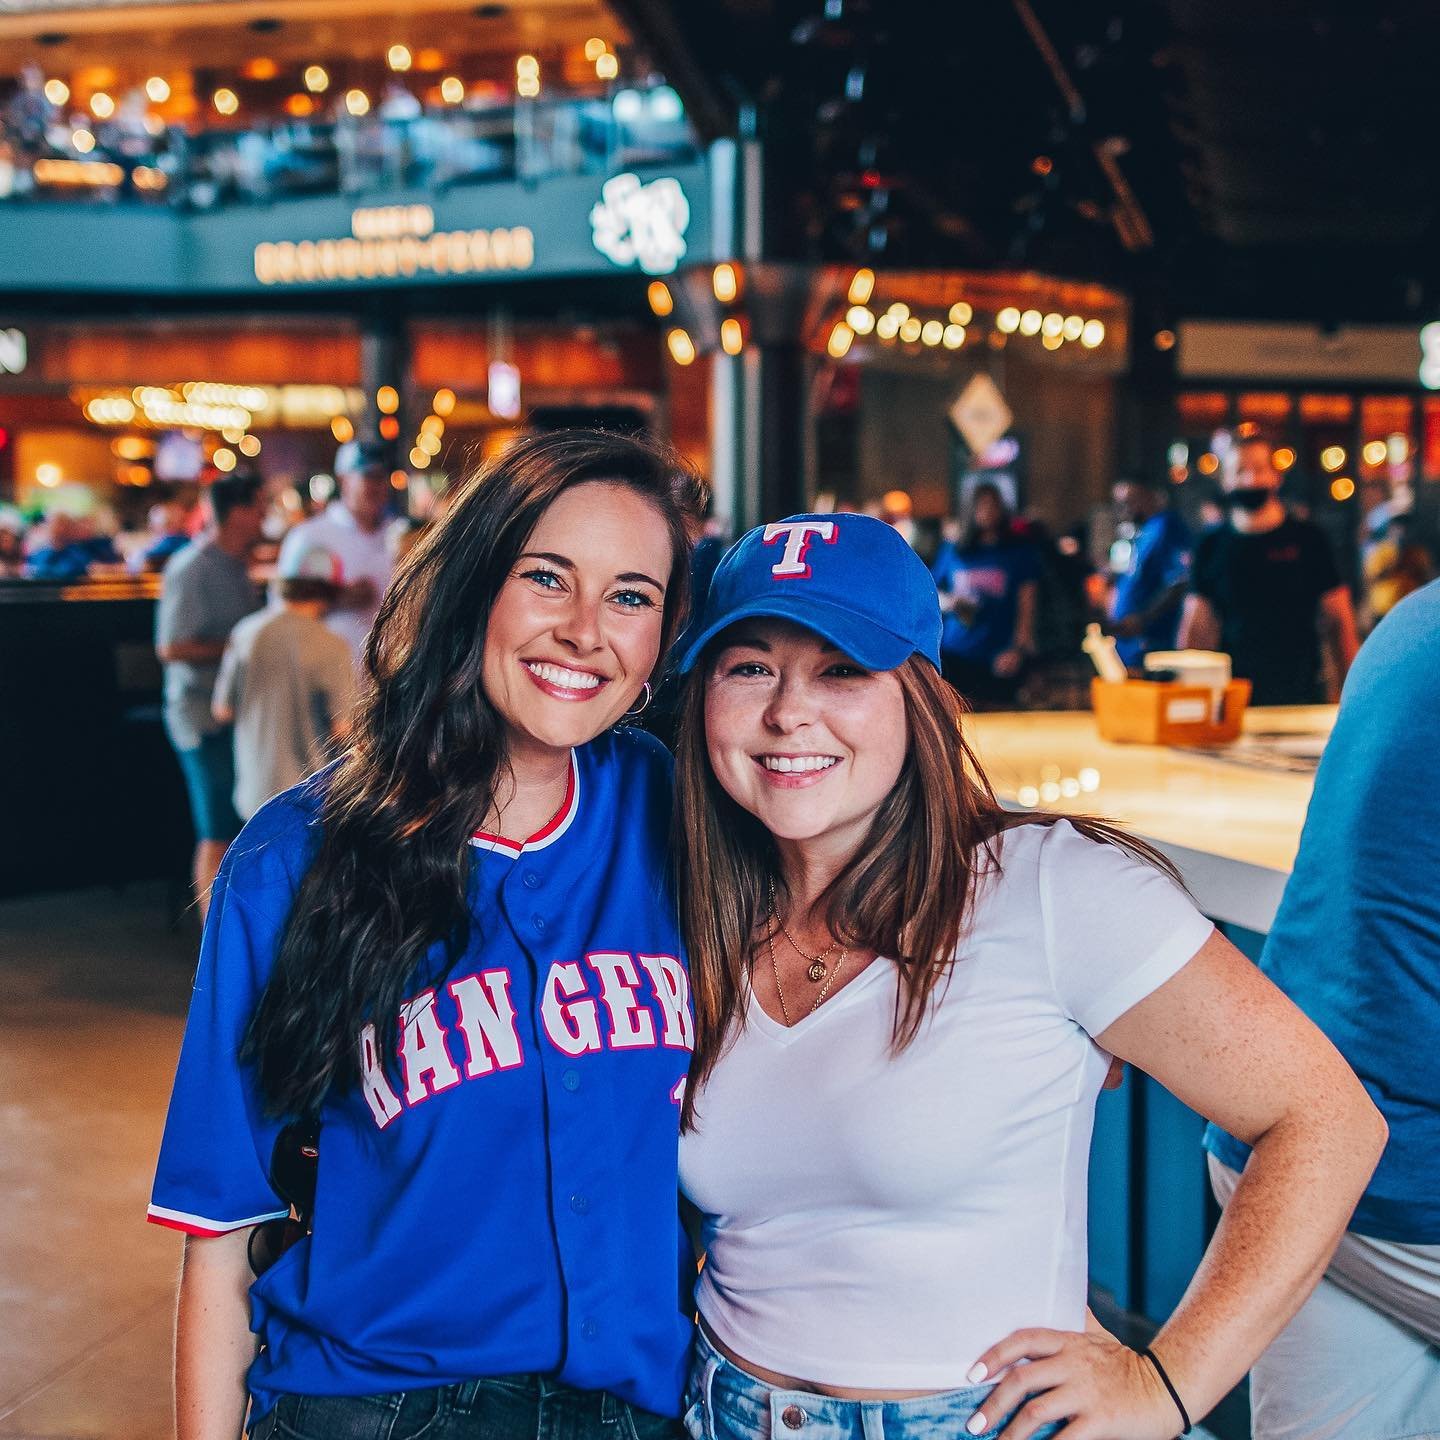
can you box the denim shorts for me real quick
[683,1330,1062,1440]
[173,729,242,843]
[248,1374,683,1440]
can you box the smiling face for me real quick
[704,618,910,861]
[482,481,673,767]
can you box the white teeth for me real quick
[525,662,603,691]
[761,755,839,773]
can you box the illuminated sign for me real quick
[255,204,534,286]
[589,173,690,275]
[1421,322,1440,390]
[0,328,27,375]
[488,361,522,420]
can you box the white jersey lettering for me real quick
[587,951,658,1050]
[636,953,694,1050]
[541,960,604,1057]
[398,990,462,1104]
[448,970,524,1076]
[359,1022,403,1128]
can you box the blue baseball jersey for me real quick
[1109,510,1192,667]
[149,727,695,1421]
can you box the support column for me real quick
[358,309,408,453]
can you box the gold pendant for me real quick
[806,960,828,983]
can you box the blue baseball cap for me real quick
[677,513,942,673]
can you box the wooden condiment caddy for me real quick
[1090,677,1252,746]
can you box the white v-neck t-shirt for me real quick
[678,820,1214,1389]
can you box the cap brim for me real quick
[676,594,919,674]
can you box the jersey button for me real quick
[522,870,541,890]
[532,915,547,934]
[781,1406,807,1430]
[580,1318,600,1340]
[569,1193,590,1215]
[562,1069,581,1092]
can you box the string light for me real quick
[44,78,69,105]
[1041,312,1063,337]
[949,301,973,325]
[239,435,262,457]
[1362,440,1388,466]
[90,92,116,119]
[646,281,673,317]
[516,55,540,98]
[876,314,900,340]
[72,129,96,153]
[344,89,369,116]
[846,306,875,335]
[331,416,354,442]
[379,415,400,440]
[304,66,330,93]
[1273,447,1296,471]
[997,307,1021,334]
[409,447,430,469]
[900,317,922,343]
[432,388,457,416]
[584,38,608,61]
[712,263,739,303]
[667,328,696,365]
[1080,319,1105,348]
[441,76,465,103]
[388,45,413,72]
[943,324,965,349]
[1330,476,1355,501]
[848,268,875,305]
[213,88,239,116]
[827,322,855,359]
[1019,310,1042,336]
[212,447,237,472]
[1320,445,1346,472]
[595,53,618,80]
[720,318,744,355]
[921,320,943,346]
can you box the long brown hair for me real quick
[675,649,1177,1130]
[244,430,705,1118]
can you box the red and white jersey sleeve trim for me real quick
[146,1202,290,1237]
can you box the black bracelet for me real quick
[1141,1346,1192,1436]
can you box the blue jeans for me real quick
[683,1330,1061,1440]
[248,1374,683,1440]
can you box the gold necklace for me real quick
[766,911,848,1027]
[767,877,841,982]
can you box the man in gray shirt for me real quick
[154,473,264,918]
[213,541,355,821]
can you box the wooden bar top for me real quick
[964,705,1337,933]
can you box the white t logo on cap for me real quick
[763,520,837,579]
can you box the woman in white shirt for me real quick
[670,513,1386,1440]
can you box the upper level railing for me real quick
[0,86,698,210]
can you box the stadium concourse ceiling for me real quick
[612,0,1440,324]
[0,0,628,77]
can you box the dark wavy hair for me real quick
[244,430,706,1117]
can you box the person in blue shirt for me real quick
[1106,475,1192,668]
[1205,579,1440,1440]
[149,431,706,1440]
[930,483,1040,707]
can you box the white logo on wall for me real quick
[0,328,27,375]
[1421,322,1440,390]
[590,173,690,275]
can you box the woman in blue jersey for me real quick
[669,514,1386,1440]
[149,432,705,1440]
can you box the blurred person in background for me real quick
[1205,578,1440,1439]
[1107,474,1193,668]
[931,481,1039,707]
[132,499,194,574]
[24,510,120,580]
[155,473,265,919]
[0,508,26,576]
[1179,435,1358,704]
[278,439,396,665]
[1362,510,1432,630]
[212,542,355,824]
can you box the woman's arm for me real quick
[175,1230,258,1440]
[972,927,1387,1440]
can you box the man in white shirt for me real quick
[277,440,396,664]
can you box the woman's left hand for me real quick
[966,1324,1179,1440]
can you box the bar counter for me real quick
[965,705,1336,932]
[964,704,1337,1336]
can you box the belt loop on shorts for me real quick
[701,1347,721,1440]
[860,1402,886,1440]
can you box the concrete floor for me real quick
[0,883,196,1440]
